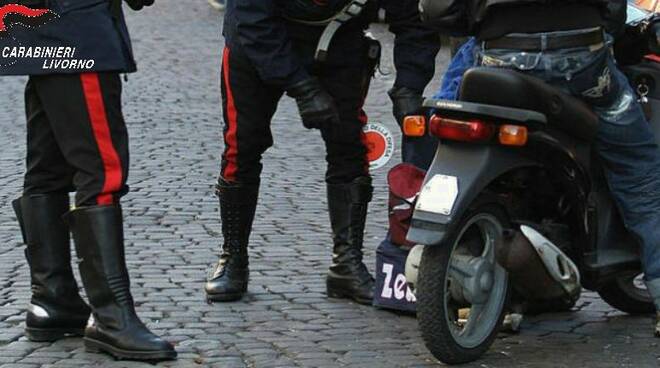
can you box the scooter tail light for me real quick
[428,115,496,143]
[403,115,426,137]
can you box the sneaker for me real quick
[208,0,225,11]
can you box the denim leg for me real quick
[646,279,660,310]
[593,68,660,292]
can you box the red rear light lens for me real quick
[429,115,496,143]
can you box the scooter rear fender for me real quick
[406,142,538,246]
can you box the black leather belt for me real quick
[484,28,604,51]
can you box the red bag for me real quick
[388,163,426,247]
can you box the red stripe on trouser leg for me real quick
[358,108,370,173]
[222,47,239,181]
[80,73,123,205]
[358,108,368,125]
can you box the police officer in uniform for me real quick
[205,0,440,304]
[1,0,176,360]
[422,0,660,336]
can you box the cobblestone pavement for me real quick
[1,2,659,367]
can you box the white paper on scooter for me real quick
[415,174,459,216]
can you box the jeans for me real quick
[478,29,660,308]
[435,38,477,101]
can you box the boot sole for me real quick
[26,327,85,342]
[327,289,373,306]
[206,292,245,303]
[84,337,177,361]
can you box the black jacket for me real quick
[0,0,135,76]
[467,0,620,26]
[223,0,440,92]
[423,0,627,39]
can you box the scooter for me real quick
[402,4,660,365]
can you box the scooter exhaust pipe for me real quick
[496,225,581,304]
[404,244,425,294]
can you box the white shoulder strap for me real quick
[315,0,369,62]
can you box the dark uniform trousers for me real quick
[220,33,373,185]
[23,72,129,206]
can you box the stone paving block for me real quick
[0,356,20,364]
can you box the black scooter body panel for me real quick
[406,142,537,246]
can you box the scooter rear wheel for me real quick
[417,205,510,365]
[598,271,654,315]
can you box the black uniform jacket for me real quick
[0,0,135,75]
[223,0,441,92]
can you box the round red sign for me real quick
[363,123,394,170]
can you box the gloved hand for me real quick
[388,86,424,127]
[124,0,155,11]
[287,78,341,130]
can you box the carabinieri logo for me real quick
[0,3,57,39]
[0,3,97,71]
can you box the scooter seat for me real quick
[459,68,599,141]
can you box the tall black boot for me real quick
[12,194,90,342]
[67,205,176,361]
[326,176,375,305]
[205,178,258,302]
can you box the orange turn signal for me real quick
[403,116,426,137]
[499,125,528,146]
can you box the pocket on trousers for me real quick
[567,50,621,108]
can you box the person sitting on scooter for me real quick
[421,0,660,337]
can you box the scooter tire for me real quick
[417,205,510,365]
[598,275,655,315]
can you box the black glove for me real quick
[388,86,424,127]
[124,0,154,11]
[287,78,340,130]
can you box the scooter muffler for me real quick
[496,225,581,304]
